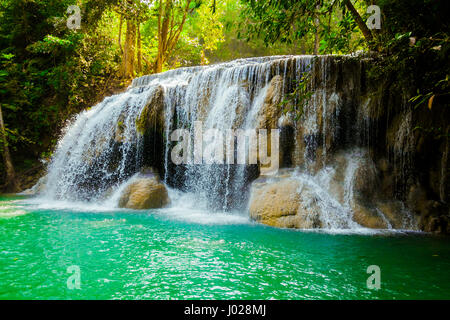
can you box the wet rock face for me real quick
[351,200,415,229]
[255,75,284,129]
[421,214,450,234]
[136,86,165,135]
[248,151,418,231]
[249,56,448,233]
[136,86,166,176]
[118,170,169,209]
[21,174,47,196]
[414,195,450,234]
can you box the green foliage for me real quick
[0,0,234,177]
[0,0,122,174]
[365,0,449,140]
[366,0,449,95]
[139,0,225,70]
[409,75,449,110]
[239,0,367,54]
[319,10,364,54]
[27,35,76,54]
[413,126,450,140]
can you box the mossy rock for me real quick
[136,85,165,135]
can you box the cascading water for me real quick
[33,55,417,230]
[42,87,156,201]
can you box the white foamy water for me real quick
[0,201,28,218]
[156,188,251,225]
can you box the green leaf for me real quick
[1,53,14,60]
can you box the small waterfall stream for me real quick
[34,55,417,230]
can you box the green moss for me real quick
[135,105,150,135]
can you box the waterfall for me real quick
[34,54,417,230]
[42,87,155,201]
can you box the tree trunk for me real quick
[121,19,136,78]
[344,0,373,43]
[153,0,191,74]
[154,0,171,73]
[137,21,142,74]
[153,33,165,74]
[118,15,123,55]
[0,105,19,193]
[314,3,320,55]
[154,55,163,74]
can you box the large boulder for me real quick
[351,203,389,229]
[118,171,169,209]
[248,170,322,229]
